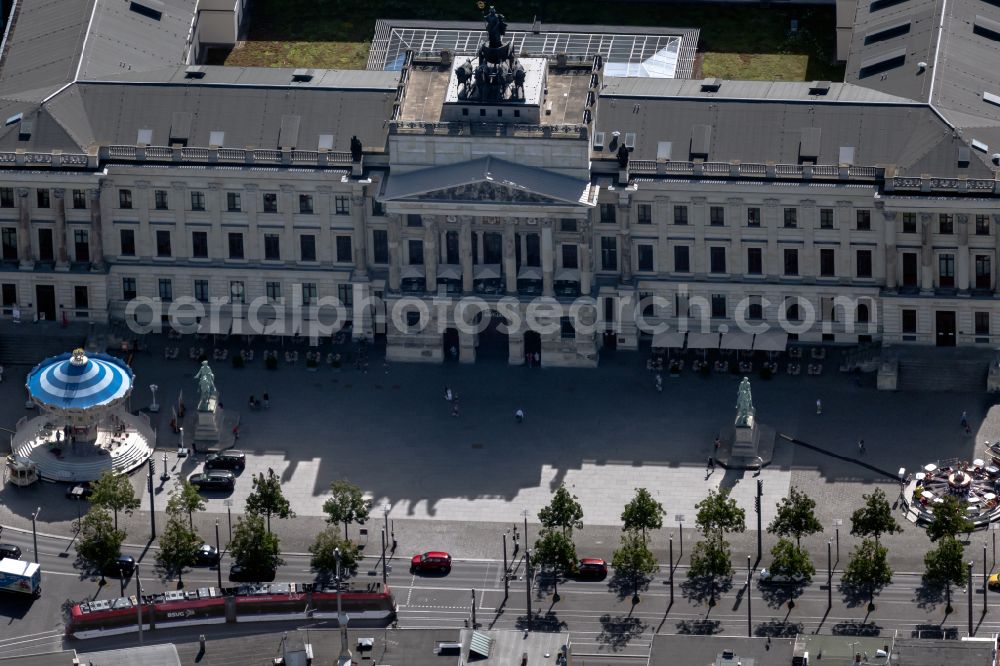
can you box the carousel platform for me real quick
[12,412,154,482]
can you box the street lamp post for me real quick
[135,565,144,646]
[119,563,125,598]
[147,458,156,539]
[834,519,842,564]
[984,542,988,615]
[755,480,763,562]
[968,561,975,636]
[525,548,532,626]
[827,539,833,609]
[746,555,752,637]
[215,520,222,590]
[669,534,674,604]
[381,528,387,584]
[30,507,40,564]
[334,547,352,662]
[149,384,159,413]
[160,451,169,481]
[502,532,509,600]
[224,500,233,544]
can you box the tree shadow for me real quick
[676,619,722,635]
[832,621,883,636]
[913,578,947,612]
[597,613,647,650]
[910,624,959,639]
[758,580,808,609]
[606,570,652,602]
[837,579,884,609]
[754,619,803,637]
[681,574,734,605]
[514,611,567,633]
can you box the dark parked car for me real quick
[0,544,21,560]
[103,555,135,577]
[575,558,609,580]
[65,483,93,501]
[194,543,220,566]
[204,450,246,472]
[189,471,236,491]
[410,551,452,574]
[229,563,276,582]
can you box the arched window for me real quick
[857,303,870,323]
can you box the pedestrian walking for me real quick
[714,436,721,453]
[0,364,5,382]
[232,424,240,441]
[858,439,865,455]
[655,373,663,392]
[961,411,969,429]
[707,456,715,470]
[444,386,452,401]
[816,398,822,415]
[262,392,269,409]
[452,398,459,417]
[515,408,524,423]
[533,352,540,367]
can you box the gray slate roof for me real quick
[0,0,94,95]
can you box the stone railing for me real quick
[389,120,587,140]
[97,145,355,169]
[626,159,889,184]
[888,175,998,194]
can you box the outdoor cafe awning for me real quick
[517,266,543,280]
[686,331,720,350]
[437,264,462,280]
[474,264,502,280]
[401,265,426,279]
[753,331,789,353]
[720,331,754,351]
[555,267,581,281]
[652,331,686,349]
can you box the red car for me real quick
[410,551,452,574]
[576,558,609,580]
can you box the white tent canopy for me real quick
[754,331,789,352]
[686,331,720,350]
[554,267,580,281]
[652,330,686,349]
[720,331,754,351]
[437,265,462,280]
[474,264,502,280]
[517,266,543,280]
[401,265,425,279]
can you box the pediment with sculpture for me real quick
[413,181,564,205]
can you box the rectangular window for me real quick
[119,229,135,256]
[820,248,835,276]
[820,208,834,229]
[229,281,244,304]
[298,194,313,214]
[300,234,316,262]
[156,230,171,257]
[709,206,725,226]
[154,190,168,210]
[36,189,49,208]
[856,209,871,230]
[38,228,53,262]
[938,253,955,287]
[747,207,760,227]
[445,231,459,265]
[262,192,277,213]
[72,189,86,209]
[560,218,577,232]
[976,215,990,236]
[975,312,990,337]
[637,204,652,225]
[600,237,617,271]
[783,248,799,276]
[190,191,205,211]
[1,283,15,307]
[673,205,688,225]
[119,189,133,209]
[748,295,763,320]
[264,234,280,261]
[372,229,388,263]
[902,308,917,333]
[122,277,137,301]
[338,283,353,308]
[939,214,953,234]
[336,236,353,263]
[406,214,422,227]
[301,282,317,306]
[226,192,241,212]
[711,294,726,319]
[856,249,873,278]
[709,246,726,274]
[191,231,208,259]
[335,196,351,215]
[637,244,654,271]
[158,278,173,302]
[73,229,89,263]
[227,232,244,260]
[0,188,13,208]
[600,203,615,224]
[976,255,992,289]
[266,281,281,301]
[902,212,917,233]
[525,234,540,267]
[1,228,16,260]
[408,239,423,265]
[371,199,384,217]
[561,244,578,269]
[747,247,763,275]
[674,245,690,272]
[783,208,797,228]
[784,298,800,322]
[560,316,576,339]
[194,279,209,303]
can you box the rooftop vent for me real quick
[809,81,831,95]
[656,141,672,161]
[291,68,314,83]
[992,153,1000,165]
[129,0,163,21]
[690,124,712,159]
[700,78,721,92]
[17,119,32,141]
[317,134,334,152]
[209,131,225,148]
[972,139,989,152]
[184,65,206,79]
[799,127,822,161]
[169,111,192,146]
[864,20,911,44]
[973,14,1000,41]
[958,145,971,167]
[839,146,855,165]
[136,128,153,146]
[858,48,906,78]
[624,132,636,149]
[592,131,605,150]
[984,91,1000,107]
[278,114,301,150]
[917,61,928,72]
[4,112,22,127]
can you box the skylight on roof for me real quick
[4,113,22,127]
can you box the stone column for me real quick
[836,201,853,278]
[542,221,554,297]
[315,186,332,264]
[90,188,105,270]
[53,188,68,269]
[957,214,970,292]
[994,215,1000,297]
[174,182,191,259]
[920,213,934,292]
[617,196,632,282]
[762,199,779,277]
[800,200,816,278]
[503,223,517,295]
[351,188,368,278]
[387,214,401,292]
[16,188,32,268]
[460,217,473,293]
[880,205,897,291]
[423,217,437,289]
[580,225,593,295]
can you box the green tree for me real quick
[688,534,732,606]
[89,470,140,531]
[768,487,823,547]
[538,484,584,536]
[533,529,577,601]
[157,514,200,587]
[246,468,295,533]
[621,488,665,540]
[230,513,283,575]
[769,537,815,583]
[612,529,658,603]
[923,536,967,613]
[850,488,902,545]
[309,527,361,576]
[925,495,974,542]
[166,479,206,532]
[322,480,372,540]
[695,487,746,539]
[75,507,125,582]
[843,538,893,609]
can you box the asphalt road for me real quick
[0,527,998,662]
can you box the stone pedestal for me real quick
[732,415,761,458]
[194,398,222,444]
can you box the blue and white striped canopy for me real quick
[26,350,133,412]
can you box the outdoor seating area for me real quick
[645,330,825,379]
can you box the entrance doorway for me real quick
[442,327,459,362]
[935,311,956,347]
[524,330,541,366]
[35,284,55,321]
[475,311,509,361]
[602,330,617,351]
[37,229,53,263]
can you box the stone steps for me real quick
[0,327,87,367]
[16,438,152,483]
[896,358,987,392]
